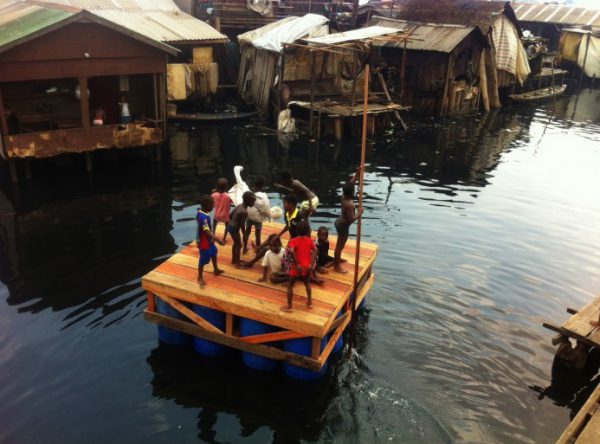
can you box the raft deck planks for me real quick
[143,221,378,370]
[544,295,600,348]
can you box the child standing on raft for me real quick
[283,221,317,312]
[228,191,256,266]
[211,178,233,242]
[197,195,226,286]
[334,172,363,273]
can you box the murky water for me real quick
[1,89,599,443]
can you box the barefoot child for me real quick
[240,233,277,268]
[316,226,335,272]
[283,221,317,312]
[258,236,288,284]
[334,175,363,274]
[212,178,233,242]
[244,175,272,254]
[197,195,226,286]
[228,191,256,265]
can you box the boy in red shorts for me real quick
[283,220,317,312]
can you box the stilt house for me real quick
[370,17,489,116]
[392,0,531,108]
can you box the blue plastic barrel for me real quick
[192,305,227,356]
[239,318,279,371]
[283,337,328,380]
[330,311,344,354]
[156,298,192,346]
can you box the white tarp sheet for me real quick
[251,14,329,52]
[578,33,600,78]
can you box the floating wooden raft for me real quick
[510,84,567,102]
[543,295,600,349]
[556,380,600,443]
[142,221,378,371]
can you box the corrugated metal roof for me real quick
[0,1,75,50]
[92,9,227,43]
[238,14,329,51]
[35,0,181,11]
[513,3,600,28]
[303,25,402,45]
[28,0,228,42]
[370,17,489,53]
[0,1,183,54]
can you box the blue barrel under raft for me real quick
[192,305,227,356]
[156,298,192,346]
[283,337,328,380]
[240,318,280,371]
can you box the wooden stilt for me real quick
[85,152,93,173]
[147,291,156,313]
[309,51,317,136]
[154,144,162,162]
[334,118,343,141]
[24,158,32,181]
[8,160,18,183]
[226,313,233,336]
[79,77,90,128]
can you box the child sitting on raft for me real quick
[258,236,288,284]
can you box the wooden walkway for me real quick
[143,221,378,370]
[556,382,600,443]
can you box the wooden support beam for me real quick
[241,330,306,344]
[311,337,321,359]
[309,51,316,136]
[147,291,156,313]
[8,160,18,183]
[567,307,579,315]
[319,313,351,365]
[153,73,159,121]
[24,158,32,181]
[542,322,598,348]
[145,310,324,371]
[79,77,90,128]
[325,311,350,335]
[226,313,233,336]
[161,295,223,334]
[85,152,93,173]
[0,85,10,159]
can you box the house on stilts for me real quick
[0,0,226,181]
[391,0,531,108]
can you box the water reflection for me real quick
[0,175,175,326]
[0,90,599,443]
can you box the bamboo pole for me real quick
[351,64,369,325]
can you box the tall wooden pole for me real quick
[351,64,369,323]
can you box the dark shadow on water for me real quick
[530,349,600,421]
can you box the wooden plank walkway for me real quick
[142,222,378,370]
[556,382,600,444]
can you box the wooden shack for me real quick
[237,14,330,117]
[371,17,490,117]
[392,0,530,107]
[0,2,178,181]
[558,28,600,80]
[514,2,600,51]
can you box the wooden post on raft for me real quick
[350,64,369,328]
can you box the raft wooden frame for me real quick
[555,379,600,443]
[143,221,378,371]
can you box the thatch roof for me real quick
[392,0,522,36]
